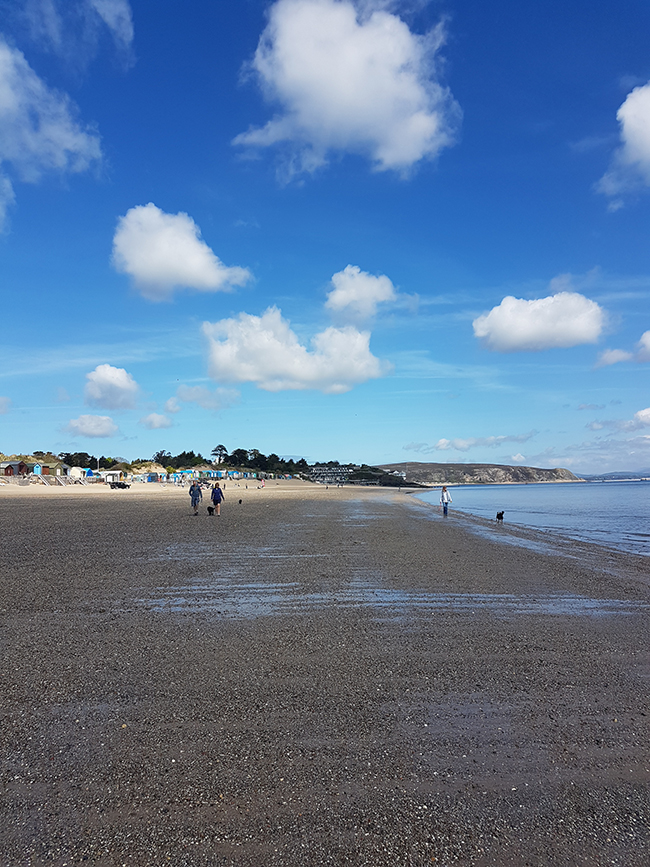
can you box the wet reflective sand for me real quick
[137,576,647,618]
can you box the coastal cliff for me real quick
[379,461,580,485]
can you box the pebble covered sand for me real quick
[1,480,649,866]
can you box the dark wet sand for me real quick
[2,484,649,866]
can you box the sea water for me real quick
[416,480,650,557]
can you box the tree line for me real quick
[59,447,314,474]
[150,446,310,474]
[59,452,123,470]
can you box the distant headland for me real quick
[378,461,580,486]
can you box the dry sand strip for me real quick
[1,481,649,866]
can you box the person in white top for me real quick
[440,485,452,516]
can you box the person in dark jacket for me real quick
[210,481,225,516]
[189,480,202,515]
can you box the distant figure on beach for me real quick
[210,481,225,516]
[440,485,452,516]
[189,480,202,515]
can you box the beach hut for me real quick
[70,466,93,479]
[1,461,28,476]
[100,469,127,483]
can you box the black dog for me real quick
[207,506,215,516]
[496,511,504,523]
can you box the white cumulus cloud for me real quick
[0,35,102,229]
[473,291,605,352]
[139,412,172,430]
[233,0,460,177]
[65,414,118,437]
[175,385,240,412]
[84,363,139,409]
[202,306,390,393]
[598,81,650,205]
[112,203,252,301]
[325,264,396,319]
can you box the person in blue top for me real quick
[440,485,452,516]
[189,480,202,515]
[210,481,225,516]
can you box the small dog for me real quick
[496,511,504,523]
[207,506,215,516]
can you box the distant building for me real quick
[308,464,356,485]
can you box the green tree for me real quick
[211,444,228,464]
[229,448,248,467]
[247,449,268,471]
[59,451,95,468]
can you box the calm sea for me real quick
[416,480,650,557]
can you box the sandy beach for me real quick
[1,480,649,866]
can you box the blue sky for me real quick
[1,0,649,472]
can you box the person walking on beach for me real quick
[210,481,225,516]
[440,485,452,516]
[189,480,202,515]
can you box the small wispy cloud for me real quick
[0,330,200,380]
[0,35,102,230]
[586,406,650,433]
[526,434,650,474]
[404,430,537,454]
[22,0,134,65]
[139,412,172,430]
[596,330,650,367]
[65,414,118,438]
[175,385,240,412]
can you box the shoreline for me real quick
[3,475,648,569]
[2,482,649,865]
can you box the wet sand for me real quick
[1,481,649,865]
